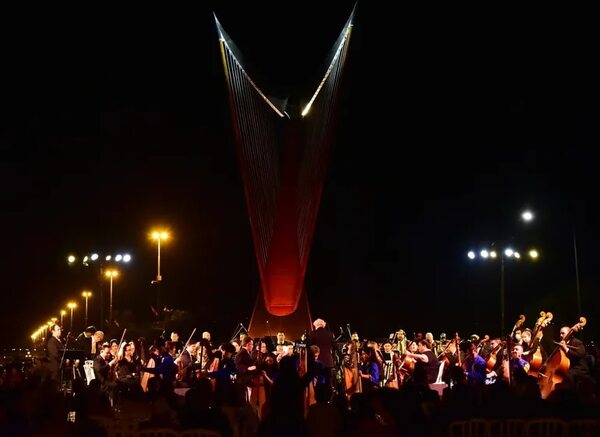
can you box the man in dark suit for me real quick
[47,324,64,381]
[93,343,112,385]
[235,336,257,399]
[76,326,96,359]
[307,318,338,394]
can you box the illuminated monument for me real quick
[215,6,355,339]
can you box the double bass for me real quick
[538,317,586,399]
[526,311,553,377]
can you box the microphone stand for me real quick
[59,332,71,393]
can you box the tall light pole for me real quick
[68,252,131,330]
[67,302,77,333]
[151,230,169,310]
[81,291,92,327]
[468,247,538,337]
[151,230,169,282]
[60,310,66,328]
[105,270,119,326]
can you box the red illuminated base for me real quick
[248,288,312,341]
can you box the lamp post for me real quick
[67,302,77,332]
[105,270,119,326]
[60,310,66,328]
[81,291,92,327]
[151,230,169,282]
[68,251,131,330]
[468,247,538,337]
[151,230,169,310]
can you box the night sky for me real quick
[1,3,599,347]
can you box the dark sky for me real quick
[1,3,599,347]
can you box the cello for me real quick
[526,311,553,377]
[538,317,586,399]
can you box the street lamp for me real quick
[151,230,169,282]
[67,302,77,332]
[68,251,131,330]
[105,269,119,326]
[81,291,92,327]
[468,246,539,337]
[60,309,67,328]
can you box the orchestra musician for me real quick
[175,341,197,386]
[404,340,440,384]
[47,324,64,381]
[358,347,380,391]
[509,344,530,383]
[484,337,505,384]
[342,340,360,398]
[381,341,399,388]
[394,329,408,355]
[557,325,590,386]
[464,342,486,385]
[235,336,258,400]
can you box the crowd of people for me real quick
[0,315,599,436]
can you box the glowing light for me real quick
[115,254,122,262]
[122,254,131,262]
[504,248,514,257]
[490,251,497,259]
[529,249,539,259]
[90,253,99,261]
[480,250,489,258]
[467,251,476,259]
[105,270,119,278]
[514,252,521,259]
[67,255,76,264]
[151,230,170,240]
[105,255,112,261]
[67,302,77,309]
[81,290,92,298]
[521,211,534,222]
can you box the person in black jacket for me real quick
[307,318,338,395]
[47,324,64,381]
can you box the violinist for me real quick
[175,342,197,386]
[109,339,120,361]
[116,342,142,399]
[93,343,117,405]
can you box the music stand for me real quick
[60,349,86,393]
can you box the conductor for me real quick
[307,318,338,394]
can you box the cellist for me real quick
[556,325,589,386]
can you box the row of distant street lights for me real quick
[31,229,170,341]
